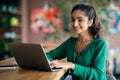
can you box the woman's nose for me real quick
[73,20,78,26]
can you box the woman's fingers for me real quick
[50,60,75,69]
[50,60,59,67]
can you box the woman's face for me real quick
[71,9,93,35]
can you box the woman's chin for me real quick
[73,30,81,34]
[74,32,80,35]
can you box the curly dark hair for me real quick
[71,3,102,38]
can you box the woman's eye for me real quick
[71,19,75,22]
[78,19,82,22]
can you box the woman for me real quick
[46,3,108,80]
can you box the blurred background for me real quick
[0,0,120,79]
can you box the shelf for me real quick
[0,0,21,60]
[0,27,10,35]
[10,23,21,28]
[11,26,21,28]
[0,11,21,16]
[0,34,21,40]
[0,0,22,43]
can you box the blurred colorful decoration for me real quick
[108,2,120,34]
[10,17,19,26]
[99,1,120,35]
[30,3,62,34]
[4,32,16,39]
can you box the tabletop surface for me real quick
[0,58,67,80]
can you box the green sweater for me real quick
[46,37,108,80]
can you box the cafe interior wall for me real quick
[22,0,120,46]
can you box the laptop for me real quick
[8,43,62,71]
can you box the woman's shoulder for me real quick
[63,36,77,45]
[92,38,108,49]
[93,38,107,44]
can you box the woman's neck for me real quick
[77,33,93,42]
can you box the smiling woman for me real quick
[71,10,93,35]
[46,3,108,80]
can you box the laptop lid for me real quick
[9,43,52,71]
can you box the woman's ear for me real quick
[88,19,93,27]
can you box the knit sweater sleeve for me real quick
[46,37,72,61]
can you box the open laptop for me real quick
[8,43,62,71]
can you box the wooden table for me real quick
[0,58,67,80]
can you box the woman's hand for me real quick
[50,60,75,69]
